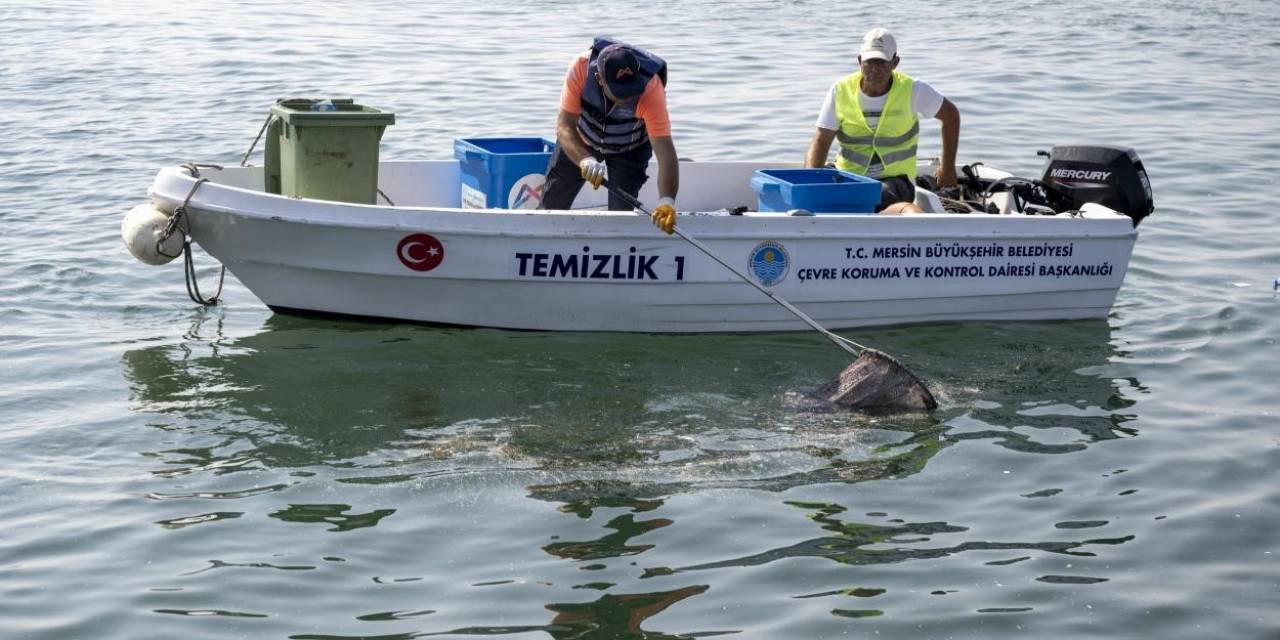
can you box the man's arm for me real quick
[650,135,679,200]
[934,98,960,188]
[555,109,593,165]
[805,128,837,168]
[646,135,680,234]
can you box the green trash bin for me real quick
[263,98,395,204]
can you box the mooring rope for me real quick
[241,112,275,167]
[181,237,225,306]
[155,163,227,306]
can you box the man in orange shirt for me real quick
[540,38,680,234]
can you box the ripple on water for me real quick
[2,1,1279,638]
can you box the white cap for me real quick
[860,28,897,62]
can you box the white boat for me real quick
[132,148,1152,333]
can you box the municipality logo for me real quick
[749,241,789,286]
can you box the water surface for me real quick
[2,1,1278,638]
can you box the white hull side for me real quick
[151,163,1137,333]
[238,261,1120,330]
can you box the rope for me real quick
[940,197,981,213]
[157,163,227,306]
[183,238,225,306]
[241,112,275,167]
[156,173,206,260]
[179,162,224,179]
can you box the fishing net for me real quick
[816,348,937,413]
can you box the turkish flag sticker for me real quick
[397,233,444,272]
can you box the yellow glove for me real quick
[578,157,607,189]
[651,197,676,235]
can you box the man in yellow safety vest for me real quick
[804,28,961,213]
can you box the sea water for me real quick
[2,1,1278,638]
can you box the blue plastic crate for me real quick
[750,168,881,214]
[454,137,555,209]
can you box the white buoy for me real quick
[121,203,184,265]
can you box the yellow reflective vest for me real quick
[833,70,919,181]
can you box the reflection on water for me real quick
[7,0,1276,632]
[526,420,947,503]
[123,315,1133,476]
[388,585,711,640]
[543,509,673,562]
[672,500,1132,572]
[542,585,711,640]
[121,314,1140,633]
[269,503,396,532]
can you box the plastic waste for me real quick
[311,99,337,112]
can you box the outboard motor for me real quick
[1039,145,1154,226]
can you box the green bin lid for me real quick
[270,98,395,126]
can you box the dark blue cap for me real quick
[596,44,645,99]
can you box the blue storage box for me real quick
[454,137,555,209]
[750,168,881,213]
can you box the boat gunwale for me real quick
[151,165,1140,242]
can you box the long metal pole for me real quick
[608,186,863,358]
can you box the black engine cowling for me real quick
[1039,145,1153,226]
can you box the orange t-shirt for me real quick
[558,54,671,137]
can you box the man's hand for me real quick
[934,164,957,189]
[651,197,676,234]
[579,157,607,189]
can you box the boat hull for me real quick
[149,163,1137,332]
